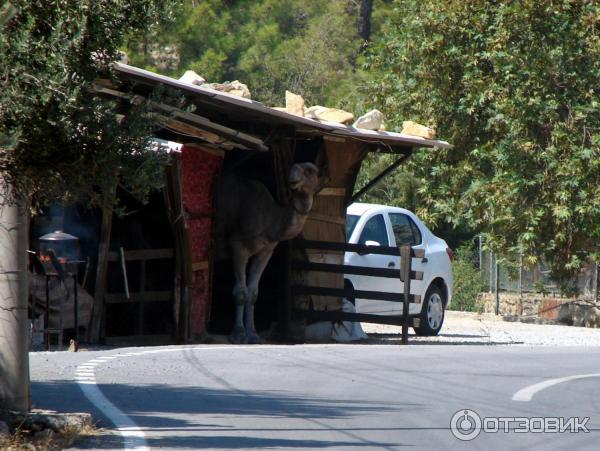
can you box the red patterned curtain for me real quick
[181,144,223,336]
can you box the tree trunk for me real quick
[358,0,374,41]
[0,185,30,412]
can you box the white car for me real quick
[345,203,453,336]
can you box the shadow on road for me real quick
[365,332,524,346]
[31,379,417,449]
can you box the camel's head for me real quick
[288,162,320,195]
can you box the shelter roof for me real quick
[110,63,452,153]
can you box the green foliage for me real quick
[0,0,180,208]
[365,0,600,293]
[450,245,484,312]
[125,0,372,107]
[354,153,422,211]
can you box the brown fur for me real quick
[214,162,320,343]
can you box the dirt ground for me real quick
[362,310,600,346]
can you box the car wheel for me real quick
[414,285,445,336]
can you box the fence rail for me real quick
[291,239,424,343]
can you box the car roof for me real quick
[347,202,415,217]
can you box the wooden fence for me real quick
[290,239,425,344]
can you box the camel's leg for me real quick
[245,243,276,344]
[230,242,250,344]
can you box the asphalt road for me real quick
[30,344,600,450]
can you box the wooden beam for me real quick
[292,260,423,281]
[318,187,346,196]
[293,238,426,259]
[306,212,346,226]
[153,105,269,152]
[291,285,421,303]
[154,115,248,150]
[107,248,174,261]
[104,291,173,304]
[293,309,417,326]
[89,184,116,343]
[93,85,269,152]
[349,152,411,205]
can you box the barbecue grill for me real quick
[38,230,82,350]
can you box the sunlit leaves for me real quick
[0,0,181,207]
[364,0,600,293]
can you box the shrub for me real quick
[450,245,484,312]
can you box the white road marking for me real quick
[512,373,600,402]
[74,345,267,450]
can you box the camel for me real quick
[215,162,321,343]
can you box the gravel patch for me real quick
[362,310,600,346]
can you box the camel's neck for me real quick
[268,191,314,242]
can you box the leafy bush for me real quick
[450,245,484,312]
[364,0,600,293]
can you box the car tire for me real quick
[414,285,445,336]
[344,279,356,306]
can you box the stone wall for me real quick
[477,292,600,327]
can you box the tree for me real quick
[358,0,373,41]
[0,0,180,412]
[364,0,600,292]
[125,0,366,108]
[0,0,182,208]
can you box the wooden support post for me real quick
[495,260,500,315]
[89,186,116,343]
[400,245,412,344]
[518,252,523,298]
[279,241,292,341]
[73,273,78,345]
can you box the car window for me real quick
[346,214,360,241]
[409,219,422,244]
[358,214,389,246]
[389,213,422,246]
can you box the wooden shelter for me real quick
[84,63,451,344]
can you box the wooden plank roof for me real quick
[112,63,452,151]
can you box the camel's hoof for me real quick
[246,332,264,345]
[229,326,247,344]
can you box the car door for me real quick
[388,212,426,312]
[347,213,400,314]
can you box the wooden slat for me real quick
[306,212,346,226]
[107,248,174,262]
[294,239,426,259]
[192,261,209,272]
[318,187,346,196]
[104,291,173,304]
[156,115,244,150]
[90,182,117,343]
[292,260,424,281]
[291,285,421,303]
[295,239,399,256]
[93,85,269,151]
[294,260,400,278]
[293,309,417,325]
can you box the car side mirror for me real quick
[359,240,380,255]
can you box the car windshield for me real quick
[346,214,360,241]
